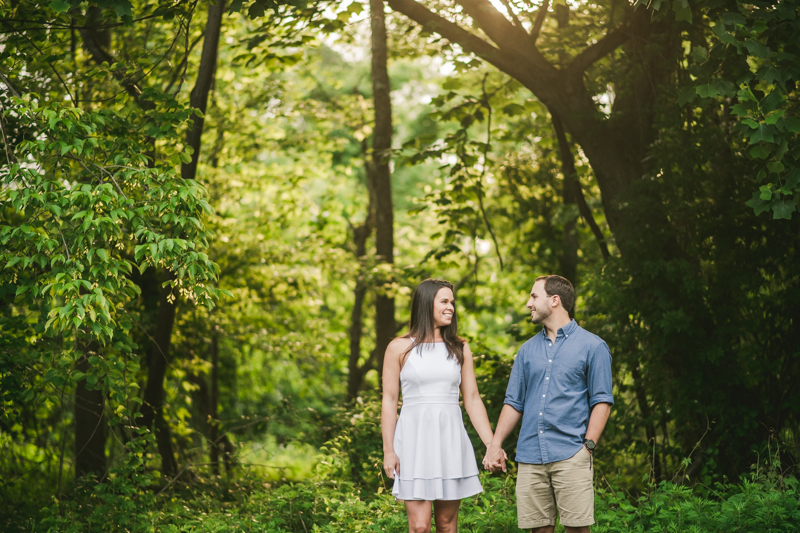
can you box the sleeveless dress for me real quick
[391,341,483,501]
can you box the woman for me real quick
[381,279,495,533]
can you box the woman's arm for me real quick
[381,337,412,479]
[459,343,494,447]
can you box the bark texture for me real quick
[370,0,395,384]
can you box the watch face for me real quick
[585,440,596,450]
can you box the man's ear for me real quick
[552,294,561,308]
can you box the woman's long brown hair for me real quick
[402,279,465,365]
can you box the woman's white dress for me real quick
[391,341,483,501]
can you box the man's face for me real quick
[526,280,552,325]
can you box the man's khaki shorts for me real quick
[516,447,594,529]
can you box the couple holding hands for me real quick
[381,276,614,533]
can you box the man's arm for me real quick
[584,402,611,447]
[482,404,522,473]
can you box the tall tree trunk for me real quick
[181,0,225,182]
[370,0,395,385]
[138,0,226,478]
[139,271,179,478]
[74,342,106,479]
[553,0,578,294]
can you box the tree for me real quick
[370,0,396,385]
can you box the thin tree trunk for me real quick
[347,140,377,400]
[209,325,220,476]
[552,113,610,262]
[631,363,662,481]
[370,0,395,385]
[181,0,226,182]
[74,343,106,479]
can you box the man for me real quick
[483,275,613,533]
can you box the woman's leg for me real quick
[405,500,433,533]
[432,500,461,533]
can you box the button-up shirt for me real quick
[504,319,614,464]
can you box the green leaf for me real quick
[765,110,786,125]
[767,161,784,173]
[672,0,692,23]
[730,103,751,117]
[49,0,70,13]
[750,124,775,144]
[114,0,134,18]
[759,185,773,201]
[677,86,697,106]
[691,46,708,62]
[783,116,800,133]
[746,191,771,215]
[749,145,770,159]
[696,84,720,98]
[784,168,800,189]
[772,198,796,220]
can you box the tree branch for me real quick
[552,112,610,261]
[458,0,531,52]
[567,24,630,75]
[498,0,523,28]
[387,0,516,74]
[529,0,550,43]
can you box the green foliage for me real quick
[645,0,800,219]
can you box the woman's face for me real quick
[432,287,455,329]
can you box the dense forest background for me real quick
[1,0,799,531]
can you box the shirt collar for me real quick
[540,319,578,340]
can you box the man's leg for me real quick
[432,500,460,533]
[516,463,558,531]
[551,447,595,530]
[404,500,432,533]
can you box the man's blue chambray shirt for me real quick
[504,319,614,465]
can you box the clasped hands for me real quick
[482,443,508,473]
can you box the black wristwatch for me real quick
[584,439,596,451]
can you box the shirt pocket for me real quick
[556,361,586,389]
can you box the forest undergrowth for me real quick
[3,464,798,532]
[3,400,798,533]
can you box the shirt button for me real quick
[549,359,552,362]
[540,430,543,433]
[539,412,542,415]
[549,343,552,346]
[542,394,545,397]
[546,377,549,380]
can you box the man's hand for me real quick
[383,451,400,478]
[482,443,507,473]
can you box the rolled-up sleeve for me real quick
[504,350,527,412]
[587,341,614,407]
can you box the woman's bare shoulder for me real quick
[387,336,414,354]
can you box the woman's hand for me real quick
[383,450,400,479]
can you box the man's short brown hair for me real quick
[535,275,575,312]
